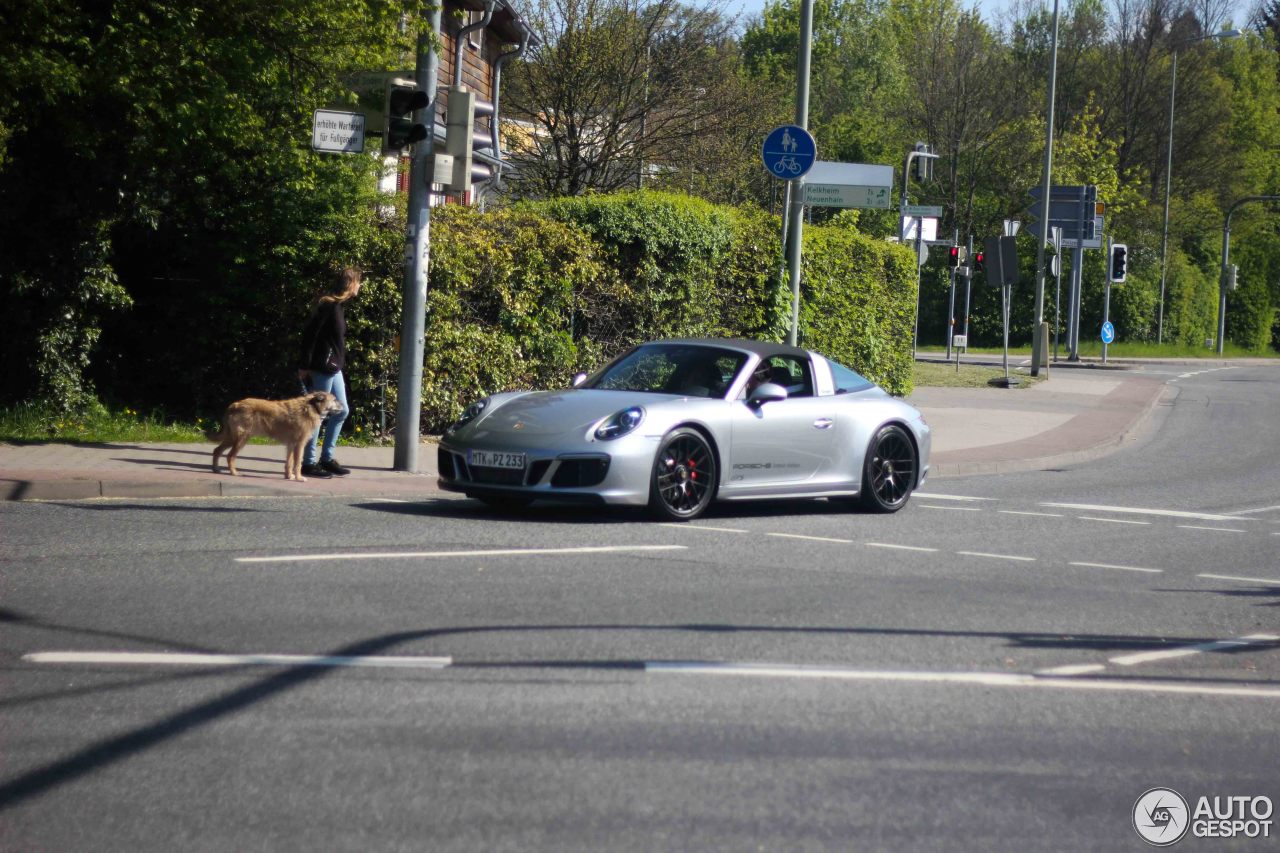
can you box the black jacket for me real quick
[298,301,346,373]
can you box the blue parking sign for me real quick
[762,125,816,179]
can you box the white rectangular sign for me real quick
[951,334,967,348]
[901,216,938,242]
[312,110,366,154]
[904,204,943,217]
[804,184,892,209]
[802,161,893,209]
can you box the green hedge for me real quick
[416,192,916,433]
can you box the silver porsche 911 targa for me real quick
[438,338,931,520]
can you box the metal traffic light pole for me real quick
[393,6,443,473]
[784,0,813,347]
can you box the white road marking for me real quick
[766,532,853,544]
[1109,634,1278,667]
[956,551,1036,562]
[1177,525,1246,533]
[914,493,995,502]
[1225,505,1280,516]
[661,523,748,533]
[1068,562,1163,574]
[368,498,409,504]
[920,505,982,512]
[1078,516,1150,525]
[1177,366,1236,379]
[1198,573,1280,586]
[236,545,688,564]
[1040,502,1252,522]
[1036,664,1107,676]
[646,662,1280,699]
[865,542,939,553]
[998,510,1064,518]
[25,652,453,669]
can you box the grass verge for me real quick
[0,401,385,446]
[913,360,1045,389]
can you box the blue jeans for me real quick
[303,370,349,466]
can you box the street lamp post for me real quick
[1158,29,1240,344]
[900,144,937,359]
[1030,0,1060,377]
[1218,195,1280,354]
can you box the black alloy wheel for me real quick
[649,428,717,521]
[859,424,917,513]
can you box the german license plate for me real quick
[468,449,525,470]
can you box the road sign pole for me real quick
[911,219,924,358]
[1068,246,1082,361]
[1103,237,1112,364]
[946,229,958,361]
[784,0,813,347]
[394,7,442,473]
[1002,284,1010,380]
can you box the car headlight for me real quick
[447,398,489,434]
[594,406,645,440]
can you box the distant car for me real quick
[438,338,931,521]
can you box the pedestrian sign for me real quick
[762,125,816,180]
[1101,321,1115,344]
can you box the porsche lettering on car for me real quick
[437,338,931,521]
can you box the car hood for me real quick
[470,389,691,437]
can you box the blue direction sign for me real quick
[1101,321,1115,344]
[762,125,816,180]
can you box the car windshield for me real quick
[830,359,874,394]
[586,344,747,398]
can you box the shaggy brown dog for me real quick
[209,391,343,481]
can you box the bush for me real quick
[414,192,916,433]
[800,224,917,396]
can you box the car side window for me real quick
[763,355,813,398]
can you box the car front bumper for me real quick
[438,432,662,506]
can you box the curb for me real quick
[2,474,443,502]
[928,377,1170,478]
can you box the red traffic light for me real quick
[973,251,985,273]
[948,246,961,268]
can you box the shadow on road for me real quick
[5,615,1278,811]
[353,496,865,525]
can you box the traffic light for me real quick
[1109,243,1128,283]
[948,246,961,268]
[1226,264,1239,291]
[973,250,985,276]
[384,78,429,152]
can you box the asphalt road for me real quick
[2,364,1278,851]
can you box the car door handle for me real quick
[813,418,834,430]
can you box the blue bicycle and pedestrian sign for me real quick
[1101,321,1115,344]
[761,125,816,180]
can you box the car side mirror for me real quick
[747,382,788,408]
[571,372,588,388]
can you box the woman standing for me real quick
[297,267,362,478]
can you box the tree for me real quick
[0,0,420,413]
[504,0,758,197]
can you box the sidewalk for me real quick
[0,368,1172,501]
